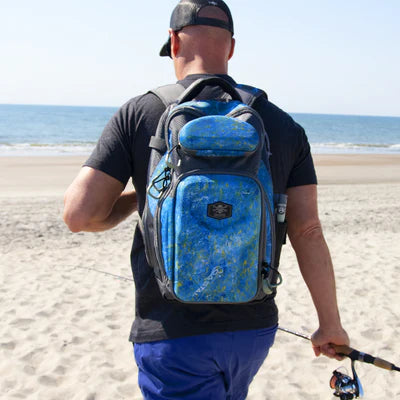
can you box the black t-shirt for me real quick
[85,74,317,343]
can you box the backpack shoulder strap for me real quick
[148,83,186,107]
[147,82,268,152]
[146,83,185,153]
[236,84,271,156]
[235,84,268,107]
[149,81,268,108]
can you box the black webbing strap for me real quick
[149,83,186,108]
[147,81,268,154]
[149,136,167,153]
[235,84,268,107]
[150,81,268,108]
[147,84,186,154]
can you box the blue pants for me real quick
[133,325,277,400]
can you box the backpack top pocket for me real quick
[179,115,259,157]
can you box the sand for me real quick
[1,155,399,399]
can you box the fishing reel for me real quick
[330,360,364,399]
[277,327,400,399]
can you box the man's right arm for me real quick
[63,166,137,233]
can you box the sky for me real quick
[1,0,399,116]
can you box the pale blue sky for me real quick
[1,0,399,116]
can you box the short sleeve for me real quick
[84,101,136,186]
[286,122,317,188]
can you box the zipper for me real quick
[166,104,267,151]
[165,106,206,150]
[142,206,161,270]
[227,106,275,268]
[227,106,271,155]
[264,185,276,268]
[153,177,176,281]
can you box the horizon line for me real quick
[1,102,399,119]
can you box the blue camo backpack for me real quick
[140,77,282,304]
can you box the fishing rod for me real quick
[278,326,399,399]
[278,326,400,372]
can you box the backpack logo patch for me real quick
[207,202,232,220]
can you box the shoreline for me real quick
[1,154,400,197]
[312,153,400,184]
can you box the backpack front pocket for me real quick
[159,173,264,303]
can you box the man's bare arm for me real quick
[63,166,138,232]
[286,184,349,360]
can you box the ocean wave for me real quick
[310,142,400,154]
[2,141,400,156]
[0,143,95,156]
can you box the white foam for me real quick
[0,143,95,156]
[311,142,400,154]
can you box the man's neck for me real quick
[175,60,228,80]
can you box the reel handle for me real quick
[333,344,400,372]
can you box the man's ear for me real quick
[228,37,235,60]
[169,29,180,58]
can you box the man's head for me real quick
[160,0,236,78]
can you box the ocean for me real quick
[0,104,399,156]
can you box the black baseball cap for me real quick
[160,0,234,58]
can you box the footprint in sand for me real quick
[117,384,138,396]
[38,375,61,387]
[35,310,52,318]
[75,309,89,318]
[109,369,128,382]
[53,365,67,375]
[10,318,35,330]
[107,324,121,330]
[361,328,383,341]
[1,341,16,350]
[23,365,37,376]
[71,336,85,345]
[105,313,118,321]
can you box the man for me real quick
[63,0,349,399]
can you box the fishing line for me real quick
[72,265,134,283]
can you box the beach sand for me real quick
[1,155,399,399]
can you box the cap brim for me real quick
[159,37,171,58]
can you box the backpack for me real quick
[140,77,285,304]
